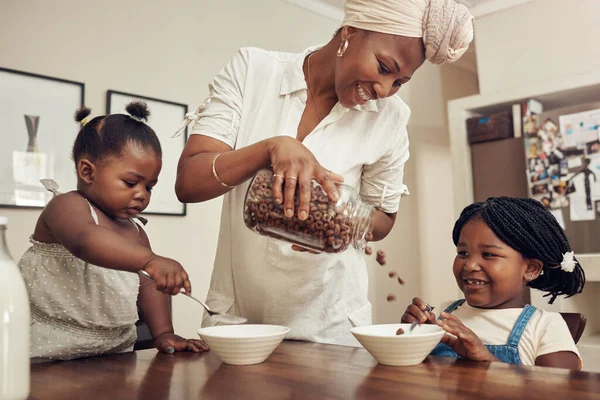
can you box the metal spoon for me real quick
[138,270,247,325]
[409,304,434,333]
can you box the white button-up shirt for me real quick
[192,46,411,346]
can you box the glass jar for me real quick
[243,169,374,253]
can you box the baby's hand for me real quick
[154,332,209,354]
[401,297,436,325]
[437,312,498,362]
[143,255,191,295]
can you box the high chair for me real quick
[134,296,172,350]
[560,313,587,344]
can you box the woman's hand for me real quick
[437,312,498,362]
[401,297,436,325]
[154,332,209,354]
[267,136,343,221]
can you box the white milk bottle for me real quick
[0,216,30,400]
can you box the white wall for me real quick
[410,63,479,311]
[366,63,449,323]
[366,146,419,323]
[0,0,340,338]
[475,0,600,95]
[368,61,479,321]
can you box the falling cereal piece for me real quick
[386,294,396,302]
[365,246,373,255]
[396,328,405,335]
[388,271,397,278]
[376,250,386,265]
[397,276,405,285]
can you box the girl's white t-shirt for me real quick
[439,301,581,366]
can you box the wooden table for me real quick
[30,341,600,399]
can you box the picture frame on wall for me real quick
[106,90,187,216]
[0,67,84,208]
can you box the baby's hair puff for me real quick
[453,197,585,304]
[74,106,92,125]
[125,100,150,122]
[71,100,161,164]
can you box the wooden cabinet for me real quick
[470,137,528,202]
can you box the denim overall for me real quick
[430,299,537,364]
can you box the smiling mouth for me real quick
[357,84,373,102]
[463,279,489,286]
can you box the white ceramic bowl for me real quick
[351,323,445,366]
[197,324,290,365]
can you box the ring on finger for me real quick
[285,176,298,181]
[273,173,284,179]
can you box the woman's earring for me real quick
[527,275,534,281]
[337,39,349,57]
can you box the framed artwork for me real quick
[106,90,187,216]
[0,67,84,208]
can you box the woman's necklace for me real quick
[306,52,323,122]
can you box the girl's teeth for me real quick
[467,280,487,285]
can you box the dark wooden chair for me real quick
[134,296,172,351]
[560,312,587,344]
[134,320,154,350]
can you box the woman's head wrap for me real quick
[342,0,474,64]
